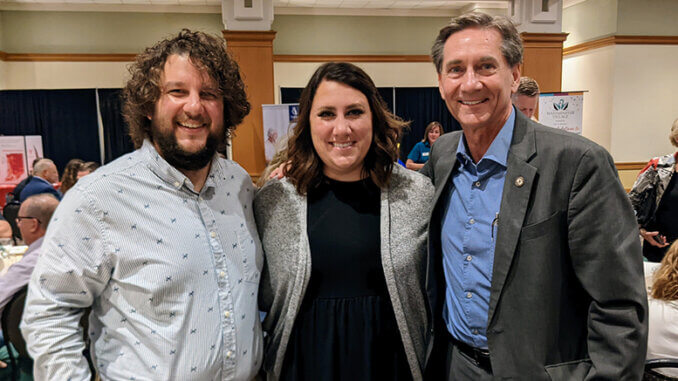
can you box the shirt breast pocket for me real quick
[235,224,262,284]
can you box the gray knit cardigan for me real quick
[253,165,434,380]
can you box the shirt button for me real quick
[210,231,216,238]
[466,255,472,261]
[474,181,481,187]
[469,218,475,225]
[226,351,232,358]
[219,271,226,278]
[224,311,231,318]
[466,292,473,299]
[473,329,479,335]
[173,181,180,187]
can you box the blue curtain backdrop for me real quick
[395,87,461,161]
[98,88,134,163]
[0,89,101,172]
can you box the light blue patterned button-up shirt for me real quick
[22,141,263,381]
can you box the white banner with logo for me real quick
[538,92,584,135]
[262,104,299,162]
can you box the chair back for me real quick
[1,285,29,358]
[644,359,678,381]
[2,201,22,243]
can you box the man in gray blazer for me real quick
[421,13,647,380]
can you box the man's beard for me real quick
[152,122,222,171]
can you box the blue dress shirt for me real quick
[442,109,515,349]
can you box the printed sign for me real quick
[538,92,584,135]
[0,136,28,184]
[262,104,299,162]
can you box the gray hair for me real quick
[21,193,59,228]
[32,158,55,177]
[431,12,523,73]
[670,118,678,148]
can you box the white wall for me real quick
[273,62,439,103]
[562,46,615,151]
[0,60,5,89]
[610,44,678,162]
[2,61,130,89]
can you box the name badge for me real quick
[422,152,429,157]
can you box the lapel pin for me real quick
[514,176,525,187]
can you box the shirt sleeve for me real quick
[21,188,112,381]
[0,250,39,314]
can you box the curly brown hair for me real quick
[286,62,408,195]
[123,29,250,149]
[651,240,678,301]
[59,158,84,194]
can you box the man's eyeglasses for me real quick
[16,216,40,225]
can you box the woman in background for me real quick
[78,161,100,179]
[406,121,442,170]
[647,239,678,377]
[254,62,432,381]
[629,118,678,262]
[59,158,84,194]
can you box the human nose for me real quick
[332,115,352,136]
[183,91,204,117]
[460,70,482,92]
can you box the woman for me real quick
[405,121,442,170]
[254,62,433,381]
[78,161,100,179]
[59,158,84,194]
[647,239,678,377]
[629,118,678,262]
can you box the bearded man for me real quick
[21,30,263,381]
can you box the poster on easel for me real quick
[262,104,299,162]
[538,92,584,135]
[0,136,28,184]
[24,135,44,173]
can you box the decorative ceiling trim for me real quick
[273,54,431,63]
[563,35,678,56]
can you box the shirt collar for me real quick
[455,107,516,168]
[141,140,222,193]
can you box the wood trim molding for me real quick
[564,35,678,56]
[1,53,136,62]
[520,33,569,44]
[0,51,7,61]
[615,162,646,171]
[273,54,431,63]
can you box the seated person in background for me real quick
[406,121,442,170]
[629,118,678,262]
[647,239,678,377]
[18,158,61,202]
[77,161,99,179]
[0,215,10,239]
[0,194,59,315]
[511,76,540,121]
[59,158,84,195]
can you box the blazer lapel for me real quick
[431,131,461,207]
[487,114,537,326]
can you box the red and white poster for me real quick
[24,135,44,173]
[0,136,28,184]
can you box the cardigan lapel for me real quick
[486,113,537,326]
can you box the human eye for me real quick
[317,110,335,118]
[346,108,365,118]
[446,65,463,77]
[478,62,497,74]
[167,88,186,96]
[201,90,220,100]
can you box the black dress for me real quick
[280,177,412,381]
[644,173,678,262]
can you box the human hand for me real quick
[640,229,670,248]
[0,360,6,368]
[268,160,291,180]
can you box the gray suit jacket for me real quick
[421,111,648,380]
[254,166,434,380]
